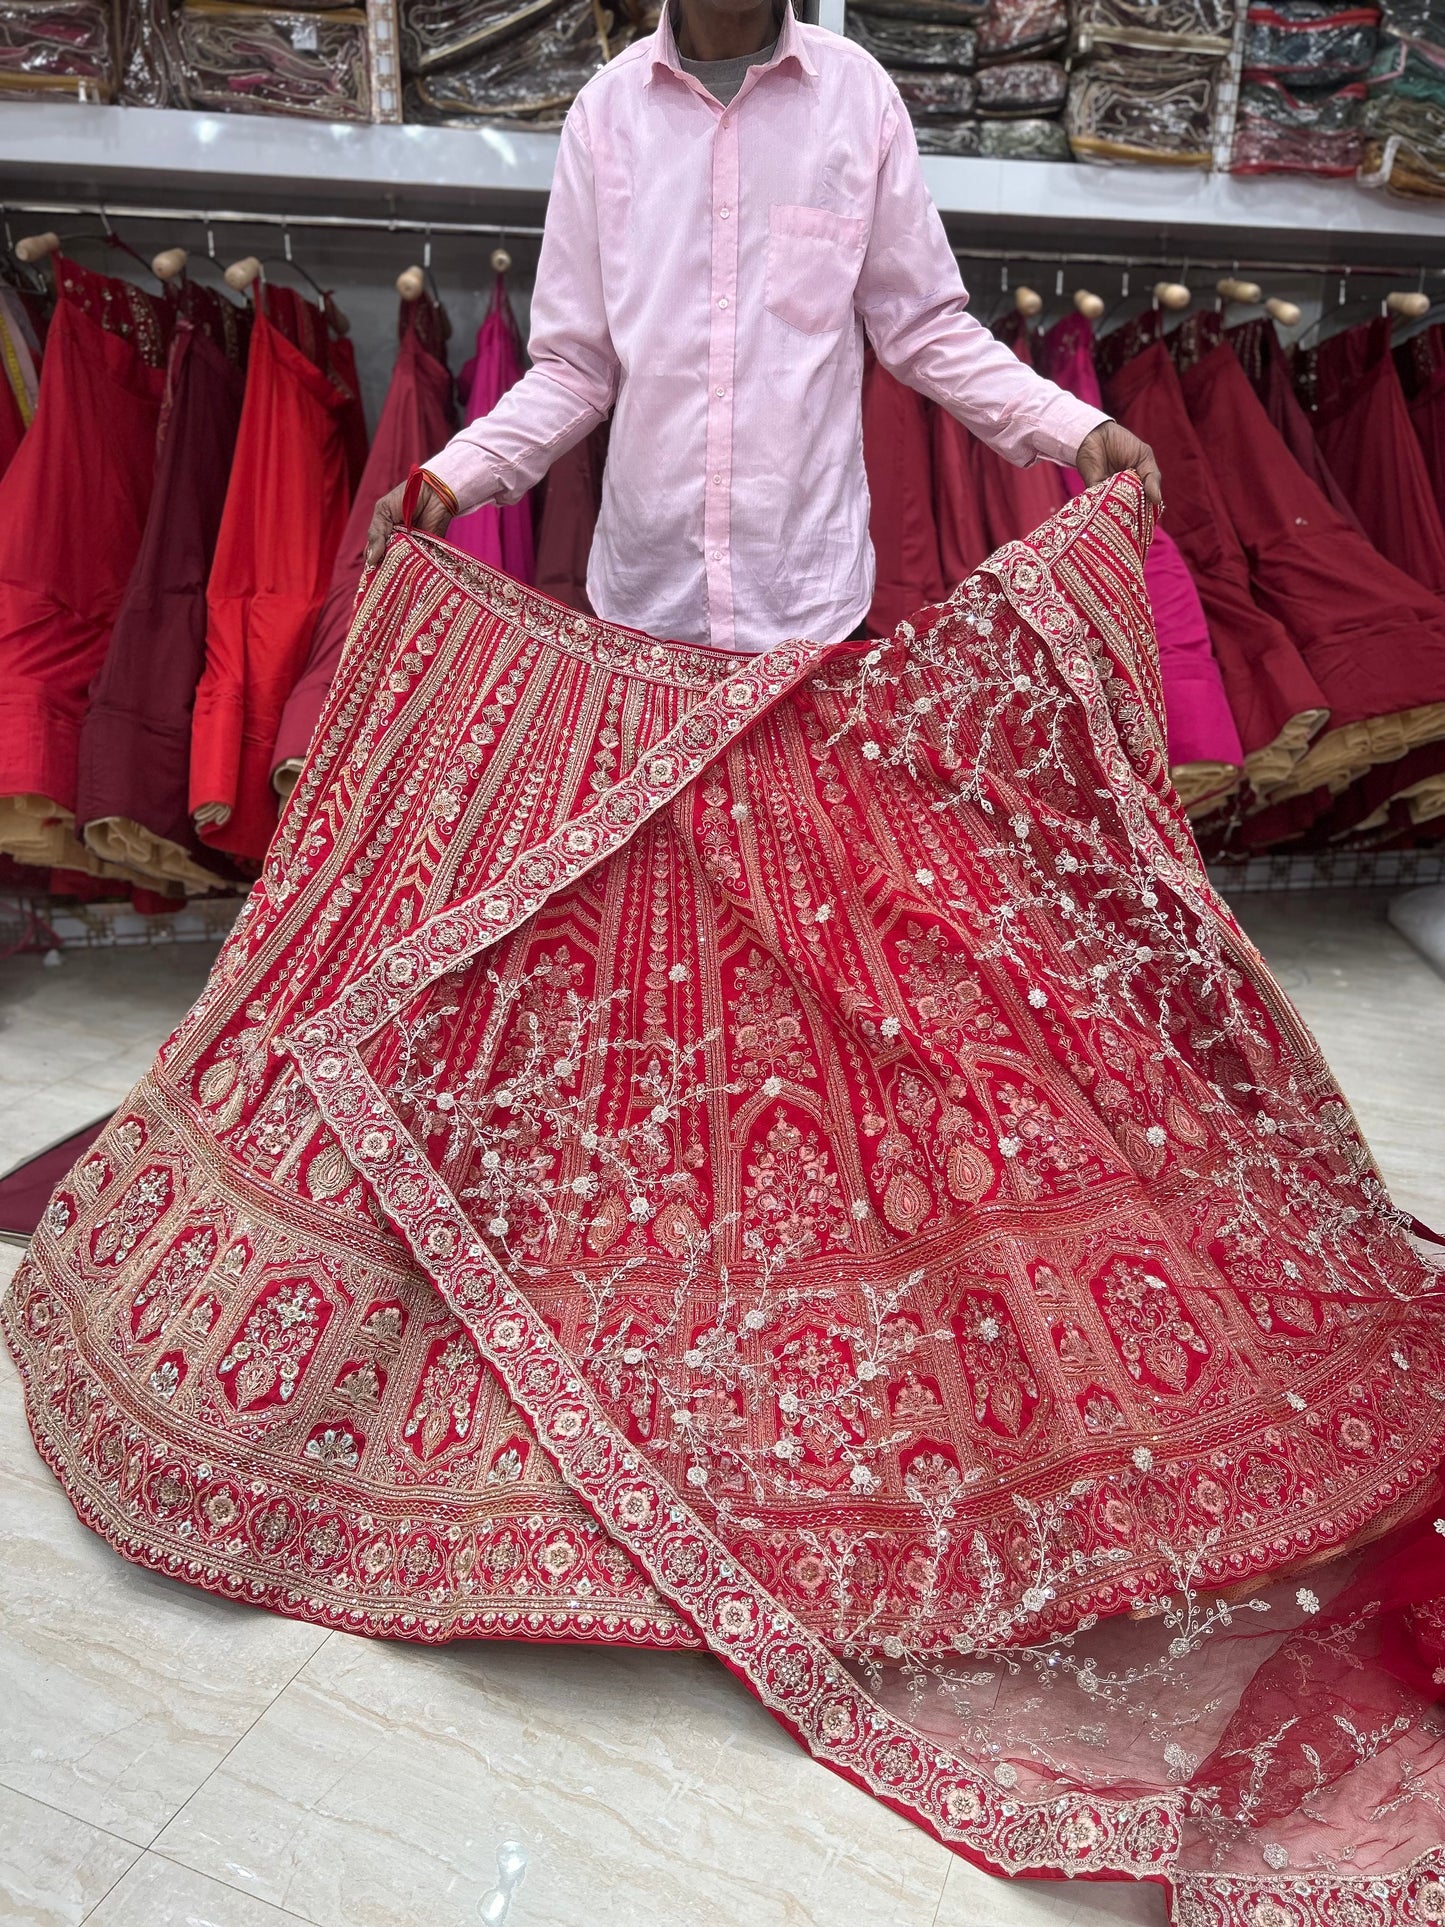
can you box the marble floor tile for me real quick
[934,1854,1166,1926]
[0,1344,330,1847]
[0,1785,139,1927]
[154,1633,954,1927]
[83,1855,313,1927]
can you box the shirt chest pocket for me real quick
[763,203,868,337]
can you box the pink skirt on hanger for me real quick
[445,272,535,583]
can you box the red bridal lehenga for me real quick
[6,475,1445,1925]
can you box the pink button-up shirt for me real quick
[425,6,1108,653]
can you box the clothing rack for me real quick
[0,199,547,243]
[949,241,1444,281]
[2,200,1436,282]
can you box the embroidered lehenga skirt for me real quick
[6,475,1445,1924]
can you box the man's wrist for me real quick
[417,467,459,515]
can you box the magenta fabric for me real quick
[1041,312,1242,785]
[446,274,534,582]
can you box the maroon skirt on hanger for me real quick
[1296,315,1445,593]
[861,353,946,636]
[75,294,251,895]
[270,297,456,791]
[1227,314,1363,533]
[0,253,170,882]
[533,419,610,615]
[928,402,990,589]
[1395,321,1445,535]
[1175,314,1445,829]
[1100,313,1327,796]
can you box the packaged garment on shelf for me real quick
[850,0,987,20]
[977,112,1070,150]
[173,0,370,118]
[76,288,252,897]
[1227,314,1364,528]
[119,0,182,102]
[1067,51,1224,161]
[1070,0,1234,53]
[844,10,976,65]
[893,66,979,114]
[447,273,534,580]
[402,0,622,125]
[0,0,117,99]
[917,118,984,148]
[1100,313,1327,794]
[975,55,1065,110]
[1364,30,1445,189]
[1230,71,1369,169]
[0,252,171,884]
[975,0,1068,59]
[189,285,358,862]
[1243,0,1380,77]
[272,294,456,796]
[861,354,945,638]
[1174,311,1445,824]
[1296,314,1445,592]
[534,419,609,614]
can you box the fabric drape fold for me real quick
[862,352,946,635]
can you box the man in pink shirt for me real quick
[366,0,1159,654]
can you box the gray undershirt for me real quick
[677,36,777,103]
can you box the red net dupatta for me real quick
[7,475,1445,1924]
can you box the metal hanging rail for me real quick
[3,196,1437,282]
[0,198,547,242]
[949,240,1442,280]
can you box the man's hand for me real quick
[365,477,453,567]
[1074,421,1164,516]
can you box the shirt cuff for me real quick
[1031,396,1113,468]
[419,438,502,517]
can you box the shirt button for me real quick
[715,387,726,398]
[713,473,722,484]
[711,551,722,562]
[718,296,728,309]
[719,207,730,219]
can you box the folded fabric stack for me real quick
[973,0,1070,157]
[0,0,117,100]
[119,0,182,103]
[844,0,982,155]
[1363,0,1445,195]
[171,0,371,119]
[401,0,641,127]
[1232,1,1379,174]
[1067,0,1237,164]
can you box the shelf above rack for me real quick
[2,102,1444,261]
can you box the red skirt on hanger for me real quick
[1040,310,1241,815]
[0,252,171,880]
[1395,322,1445,534]
[1295,315,1445,592]
[1227,315,1363,533]
[862,353,945,635]
[327,329,370,497]
[75,291,251,895]
[270,296,456,791]
[534,420,610,615]
[446,272,534,582]
[189,289,354,862]
[1174,314,1445,831]
[966,312,1070,551]
[1100,312,1327,798]
[929,404,990,588]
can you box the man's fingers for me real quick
[365,503,395,567]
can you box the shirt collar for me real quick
[648,3,816,86]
